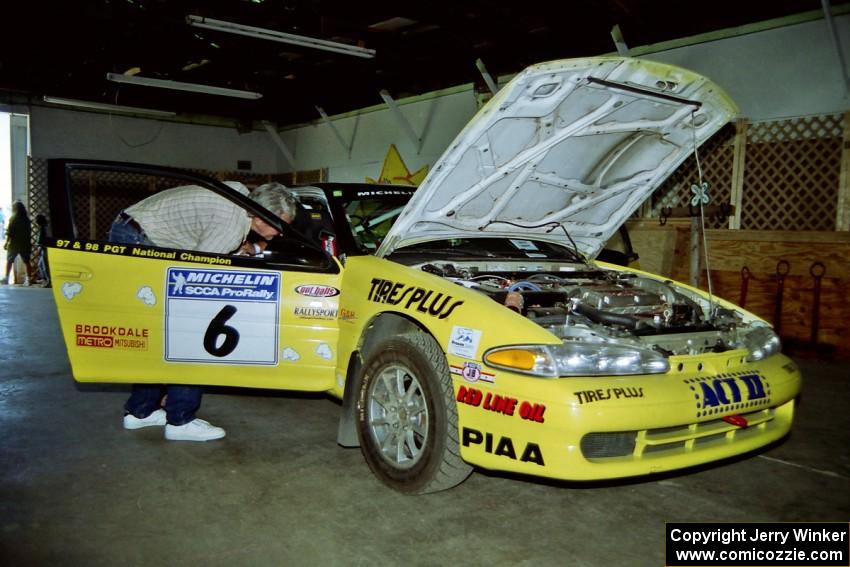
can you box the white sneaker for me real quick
[123,408,167,430]
[164,419,226,442]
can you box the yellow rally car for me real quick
[48,57,801,493]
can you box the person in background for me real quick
[33,214,50,287]
[109,180,298,442]
[2,201,34,285]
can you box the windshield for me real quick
[335,188,416,252]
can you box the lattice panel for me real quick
[741,115,842,231]
[57,166,326,241]
[650,124,736,228]
[28,158,50,245]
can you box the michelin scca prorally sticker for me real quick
[165,267,281,365]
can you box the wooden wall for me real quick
[628,220,850,359]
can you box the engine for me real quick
[419,261,750,356]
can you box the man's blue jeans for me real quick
[109,216,202,426]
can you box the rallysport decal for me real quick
[293,306,338,320]
[367,278,463,319]
[165,267,280,365]
[685,372,771,418]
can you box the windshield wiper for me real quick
[481,220,587,264]
[392,246,498,258]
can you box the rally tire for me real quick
[356,332,472,494]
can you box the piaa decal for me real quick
[462,427,544,466]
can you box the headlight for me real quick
[484,342,669,378]
[744,326,781,361]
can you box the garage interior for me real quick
[1,1,849,565]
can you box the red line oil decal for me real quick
[457,385,546,423]
[295,285,340,297]
[74,324,149,351]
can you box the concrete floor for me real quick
[1,285,848,567]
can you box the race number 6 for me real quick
[203,305,240,357]
[165,267,280,364]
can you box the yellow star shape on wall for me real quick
[366,144,428,186]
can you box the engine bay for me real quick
[417,260,759,357]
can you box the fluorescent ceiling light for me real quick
[42,96,177,117]
[106,73,263,99]
[187,14,376,59]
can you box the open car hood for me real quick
[377,57,738,259]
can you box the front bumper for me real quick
[452,351,801,481]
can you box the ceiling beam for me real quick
[187,15,376,59]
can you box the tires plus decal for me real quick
[462,427,544,466]
[457,385,546,423]
[295,285,340,297]
[574,387,645,405]
[450,361,494,384]
[367,278,463,319]
[74,324,149,350]
[165,267,280,365]
[684,372,771,418]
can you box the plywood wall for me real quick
[628,221,850,358]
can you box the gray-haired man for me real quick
[108,180,297,441]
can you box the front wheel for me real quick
[356,333,473,494]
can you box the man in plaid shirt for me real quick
[109,181,298,441]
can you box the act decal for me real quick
[164,267,280,365]
[684,372,771,418]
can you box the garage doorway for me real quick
[1,111,31,284]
